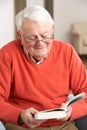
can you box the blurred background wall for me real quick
[0,0,15,48]
[0,0,87,48]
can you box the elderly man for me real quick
[0,5,87,130]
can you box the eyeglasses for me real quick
[21,32,54,44]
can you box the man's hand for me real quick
[19,107,46,128]
[57,105,72,121]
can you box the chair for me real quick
[71,22,87,54]
[75,115,87,130]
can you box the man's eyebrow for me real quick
[40,31,50,35]
[25,31,50,37]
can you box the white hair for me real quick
[15,5,54,31]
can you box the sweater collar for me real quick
[23,46,44,64]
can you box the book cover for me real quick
[34,92,85,120]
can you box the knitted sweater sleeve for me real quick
[0,48,23,124]
[67,46,87,120]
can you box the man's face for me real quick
[19,19,54,61]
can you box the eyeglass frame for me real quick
[20,32,54,44]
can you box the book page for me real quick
[61,92,85,110]
[34,92,85,119]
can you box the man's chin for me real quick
[33,53,49,61]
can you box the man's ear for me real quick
[52,24,54,34]
[52,24,54,29]
[17,31,23,45]
[17,31,21,39]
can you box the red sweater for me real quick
[0,39,87,127]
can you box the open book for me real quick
[34,92,85,120]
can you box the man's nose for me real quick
[35,41,44,47]
[35,38,44,45]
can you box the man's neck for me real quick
[23,46,44,64]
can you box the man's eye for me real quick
[41,35,48,39]
[27,36,36,40]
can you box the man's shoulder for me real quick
[1,39,21,49]
[53,40,74,52]
[0,39,22,58]
[53,40,73,48]
[1,39,21,53]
